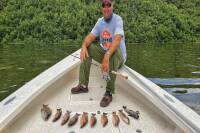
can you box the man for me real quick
[71,0,127,107]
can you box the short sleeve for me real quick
[114,17,124,37]
[91,19,101,37]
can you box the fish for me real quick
[118,110,129,124]
[61,110,71,125]
[101,112,108,127]
[90,113,97,128]
[80,112,88,128]
[52,108,62,122]
[123,106,140,119]
[41,104,52,121]
[112,111,120,127]
[68,113,80,127]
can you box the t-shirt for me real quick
[91,13,127,63]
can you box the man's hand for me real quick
[80,33,96,62]
[80,45,89,62]
[102,54,110,72]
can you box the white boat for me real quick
[0,49,200,133]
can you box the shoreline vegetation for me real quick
[0,0,199,45]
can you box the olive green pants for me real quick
[79,44,123,93]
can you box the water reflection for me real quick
[126,43,200,78]
[0,43,79,101]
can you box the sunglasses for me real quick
[102,3,111,8]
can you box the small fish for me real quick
[112,111,120,127]
[61,110,71,125]
[123,106,140,119]
[90,113,97,128]
[68,113,79,127]
[101,112,108,127]
[80,112,88,128]
[118,110,129,124]
[41,104,52,121]
[52,108,62,122]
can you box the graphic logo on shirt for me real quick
[101,30,112,50]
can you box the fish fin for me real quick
[118,109,123,112]
[112,111,116,115]
[43,104,48,107]
[66,110,71,113]
[57,108,61,111]
[103,112,107,115]
[76,113,80,116]
[83,112,88,115]
[122,106,127,109]
[91,113,96,116]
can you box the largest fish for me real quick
[123,106,140,119]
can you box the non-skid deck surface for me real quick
[2,66,174,133]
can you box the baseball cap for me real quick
[102,0,112,4]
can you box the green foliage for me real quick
[115,0,200,43]
[0,0,199,44]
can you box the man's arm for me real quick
[82,33,96,48]
[102,34,122,72]
[80,33,96,62]
[102,16,124,72]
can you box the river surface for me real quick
[0,43,200,113]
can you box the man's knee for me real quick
[109,50,123,70]
[87,44,96,55]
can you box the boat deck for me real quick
[2,65,175,133]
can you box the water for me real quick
[126,43,200,78]
[0,43,79,101]
[0,43,200,113]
